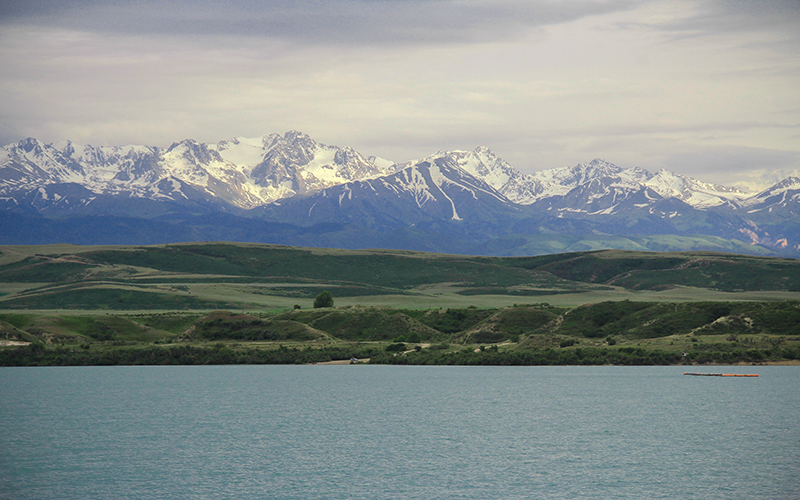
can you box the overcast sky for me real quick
[1,0,799,189]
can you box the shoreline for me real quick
[2,359,798,367]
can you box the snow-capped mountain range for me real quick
[1,131,799,256]
[0,131,397,209]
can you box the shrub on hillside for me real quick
[313,291,334,308]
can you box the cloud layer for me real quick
[3,0,637,44]
[1,0,799,188]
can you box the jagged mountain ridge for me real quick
[396,146,548,205]
[2,131,799,255]
[257,157,520,230]
[0,131,397,210]
[0,132,778,210]
[0,132,768,211]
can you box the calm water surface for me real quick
[0,365,797,499]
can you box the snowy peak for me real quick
[541,176,664,216]
[531,159,651,195]
[4,132,800,256]
[1,132,798,231]
[409,158,509,203]
[165,139,225,166]
[558,158,629,184]
[17,137,45,154]
[0,138,164,190]
[160,139,242,187]
[260,130,319,169]
[645,169,750,209]
[0,131,399,209]
[744,176,800,212]
[3,138,83,182]
[249,130,397,201]
[520,159,655,215]
[259,153,515,226]
[755,176,800,198]
[397,147,545,205]
[384,158,514,222]
[522,159,755,215]
[158,139,268,208]
[212,135,275,168]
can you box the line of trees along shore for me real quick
[1,342,797,367]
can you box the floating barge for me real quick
[684,372,758,377]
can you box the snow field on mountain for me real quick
[1,131,797,222]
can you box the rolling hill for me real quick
[2,243,799,366]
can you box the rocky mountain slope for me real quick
[1,131,798,256]
[0,131,397,211]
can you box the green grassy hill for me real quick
[2,242,799,366]
[2,243,799,312]
[1,300,799,366]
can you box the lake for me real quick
[1,365,797,499]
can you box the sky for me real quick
[1,0,799,189]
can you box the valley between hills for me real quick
[1,242,799,366]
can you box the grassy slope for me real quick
[1,242,799,365]
[1,243,800,313]
[1,301,798,366]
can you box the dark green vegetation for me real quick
[313,290,334,308]
[1,243,799,366]
[1,301,798,366]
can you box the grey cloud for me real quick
[623,0,800,44]
[1,0,638,45]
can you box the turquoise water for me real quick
[0,365,797,499]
